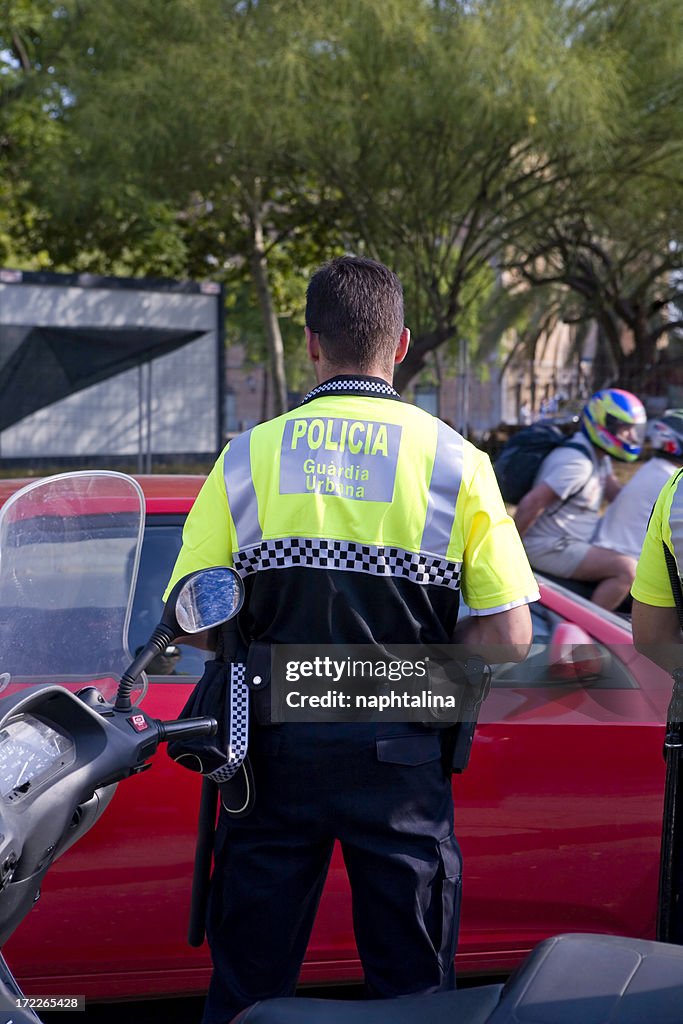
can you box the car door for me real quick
[450,587,668,975]
[6,555,671,996]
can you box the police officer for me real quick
[632,467,683,671]
[164,256,538,1023]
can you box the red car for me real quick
[0,475,671,1001]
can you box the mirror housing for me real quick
[161,567,245,637]
[115,567,244,711]
[548,622,608,682]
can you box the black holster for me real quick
[438,656,492,774]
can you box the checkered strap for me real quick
[207,663,250,783]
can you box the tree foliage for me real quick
[504,0,683,388]
[2,0,683,401]
[299,0,626,388]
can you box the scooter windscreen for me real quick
[0,472,146,705]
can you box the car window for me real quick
[490,600,638,690]
[128,518,209,679]
[457,593,638,690]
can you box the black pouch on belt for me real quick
[245,640,273,725]
[433,656,492,774]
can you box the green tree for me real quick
[8,0,683,404]
[18,0,344,413]
[504,0,683,390]
[301,0,625,390]
[0,0,70,267]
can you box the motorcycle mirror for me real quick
[162,566,245,637]
[115,567,244,711]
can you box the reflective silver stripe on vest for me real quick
[420,422,464,557]
[670,478,683,577]
[223,430,263,548]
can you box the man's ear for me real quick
[305,326,320,363]
[394,327,410,365]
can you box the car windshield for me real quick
[128,519,209,679]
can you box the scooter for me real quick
[0,471,244,1023]
[232,931,683,1023]
[1,472,683,1024]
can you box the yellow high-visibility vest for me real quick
[165,380,537,625]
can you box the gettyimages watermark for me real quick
[261,641,677,724]
[269,645,493,724]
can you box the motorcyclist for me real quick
[595,410,683,560]
[514,388,646,610]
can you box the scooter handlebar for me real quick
[156,716,218,743]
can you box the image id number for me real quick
[15,994,84,1011]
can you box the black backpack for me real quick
[494,423,591,504]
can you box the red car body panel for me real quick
[0,476,671,999]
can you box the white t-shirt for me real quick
[524,432,608,545]
[594,457,677,559]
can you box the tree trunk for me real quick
[249,211,288,417]
[608,302,659,393]
[618,319,659,392]
[394,325,455,393]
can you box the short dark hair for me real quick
[305,256,404,373]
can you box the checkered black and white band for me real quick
[207,663,250,783]
[233,537,462,589]
[299,377,401,405]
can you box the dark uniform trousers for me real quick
[202,722,462,1024]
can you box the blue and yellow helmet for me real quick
[581,388,646,462]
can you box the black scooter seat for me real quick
[230,933,683,1024]
[230,984,503,1024]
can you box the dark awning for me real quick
[0,324,204,431]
